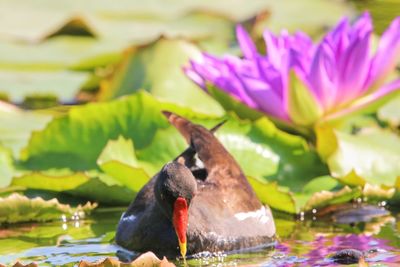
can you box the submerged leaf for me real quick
[78,252,175,267]
[0,193,96,224]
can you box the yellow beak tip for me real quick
[179,241,187,257]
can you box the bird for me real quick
[115,111,276,258]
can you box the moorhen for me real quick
[115,112,275,258]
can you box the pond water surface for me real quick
[1,207,399,266]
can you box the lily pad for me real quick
[99,39,224,116]
[0,0,269,43]
[252,0,353,36]
[0,69,89,103]
[0,193,96,224]
[21,92,188,171]
[247,177,295,214]
[317,126,400,187]
[11,171,136,205]
[216,117,327,188]
[97,136,150,192]
[0,146,14,188]
[0,103,52,157]
[378,94,400,126]
[0,36,124,70]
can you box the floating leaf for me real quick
[0,36,124,70]
[362,183,395,200]
[99,39,224,116]
[0,104,51,157]
[216,117,327,189]
[11,171,135,205]
[0,262,38,267]
[0,146,14,188]
[78,252,175,267]
[317,127,400,187]
[247,177,295,214]
[97,136,150,192]
[11,171,90,191]
[0,0,268,43]
[21,92,187,171]
[0,193,96,224]
[20,92,327,211]
[303,186,361,211]
[0,69,89,103]
[378,94,400,126]
[252,0,352,36]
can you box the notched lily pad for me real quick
[78,252,175,267]
[0,193,96,224]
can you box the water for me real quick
[0,208,399,266]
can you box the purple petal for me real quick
[325,79,400,121]
[236,25,257,59]
[327,17,350,54]
[336,19,372,104]
[290,31,314,74]
[307,41,337,109]
[263,30,291,70]
[222,57,260,108]
[240,76,290,121]
[183,66,206,89]
[367,16,400,89]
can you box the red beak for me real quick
[172,197,188,257]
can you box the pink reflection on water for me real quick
[275,234,400,266]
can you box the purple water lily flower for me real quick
[185,12,400,126]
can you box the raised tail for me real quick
[162,111,238,175]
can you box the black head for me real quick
[155,161,197,219]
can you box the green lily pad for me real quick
[99,39,224,116]
[21,92,188,171]
[11,170,136,205]
[248,177,295,214]
[11,171,90,191]
[0,103,52,157]
[302,186,362,211]
[97,136,150,192]
[216,117,327,188]
[317,127,400,187]
[0,36,124,71]
[378,94,400,126]
[253,0,353,37]
[0,146,14,188]
[0,0,268,43]
[0,70,89,103]
[0,193,96,224]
